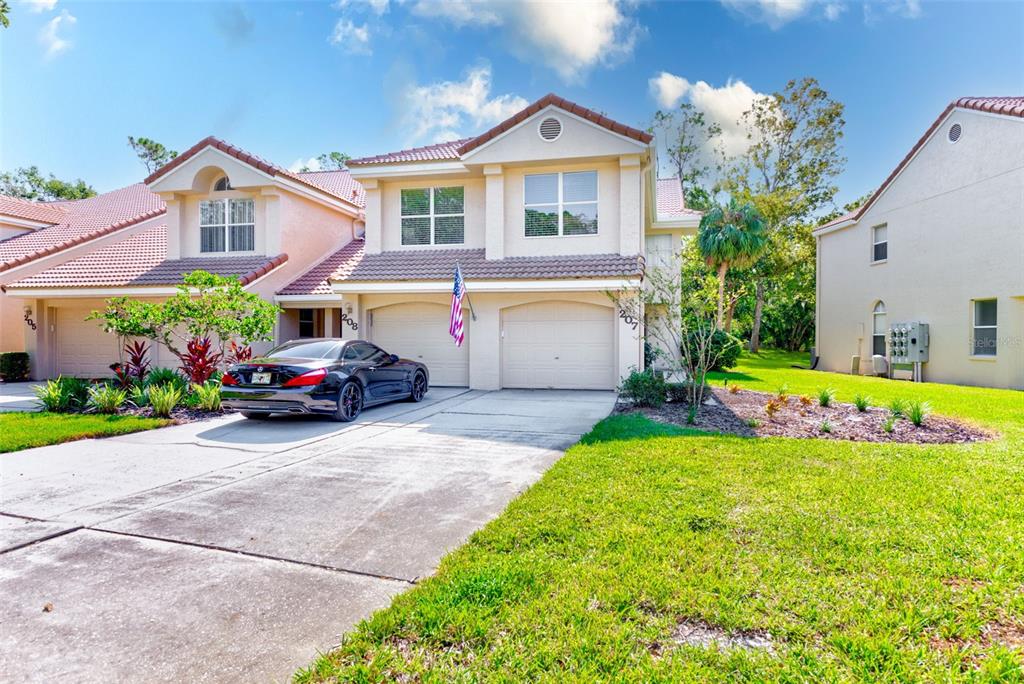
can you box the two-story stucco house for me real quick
[1,94,698,388]
[814,96,1024,390]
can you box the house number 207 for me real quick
[618,309,638,330]
[341,312,359,331]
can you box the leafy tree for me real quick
[88,271,280,370]
[651,102,721,206]
[127,137,178,174]
[300,152,351,172]
[0,166,96,201]
[0,0,10,28]
[718,77,846,351]
[697,198,768,329]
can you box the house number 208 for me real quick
[341,312,359,331]
[618,309,638,330]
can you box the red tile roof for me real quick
[7,225,288,289]
[348,139,474,166]
[145,136,363,209]
[278,240,643,295]
[0,196,68,225]
[0,183,166,273]
[349,93,653,166]
[655,178,702,220]
[816,96,1024,233]
[296,170,366,207]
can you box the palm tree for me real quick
[697,198,768,329]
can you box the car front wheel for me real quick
[409,371,427,402]
[334,381,363,422]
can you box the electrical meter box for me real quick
[889,322,930,364]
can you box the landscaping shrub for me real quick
[129,384,149,408]
[124,340,151,383]
[683,329,742,370]
[820,420,833,434]
[148,384,181,418]
[619,368,666,408]
[192,382,222,412]
[883,416,896,433]
[109,362,134,389]
[666,381,706,403]
[764,397,784,419]
[0,352,30,382]
[889,398,908,418]
[907,400,931,427]
[818,387,836,407]
[798,394,813,408]
[853,394,871,412]
[146,367,187,394]
[179,337,222,384]
[87,384,127,414]
[225,340,253,366]
[34,378,78,412]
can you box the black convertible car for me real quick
[221,339,429,421]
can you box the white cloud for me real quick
[23,0,58,13]
[288,157,321,173]
[412,0,642,82]
[334,0,389,15]
[863,0,923,24]
[400,64,528,145]
[330,18,372,55]
[824,2,844,20]
[39,9,76,59]
[720,0,813,28]
[649,72,691,110]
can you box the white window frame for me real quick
[872,301,887,357]
[199,197,255,254]
[871,224,887,263]
[523,171,599,238]
[399,186,465,246]
[971,298,997,358]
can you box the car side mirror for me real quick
[389,354,400,364]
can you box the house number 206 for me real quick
[341,312,359,331]
[618,309,638,330]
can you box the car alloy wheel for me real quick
[337,382,363,422]
[410,372,427,402]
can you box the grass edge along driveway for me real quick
[0,412,171,453]
[294,350,1020,680]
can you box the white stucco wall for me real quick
[816,109,1024,389]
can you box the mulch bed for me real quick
[120,407,224,423]
[621,387,994,444]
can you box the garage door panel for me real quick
[57,308,119,378]
[502,301,614,390]
[371,303,469,386]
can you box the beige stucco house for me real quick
[814,96,1024,390]
[1,94,698,389]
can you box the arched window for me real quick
[872,301,887,357]
[213,176,232,192]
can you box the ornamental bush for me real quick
[618,368,667,408]
[0,352,30,382]
[682,329,742,371]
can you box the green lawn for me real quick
[0,412,171,453]
[298,351,1024,682]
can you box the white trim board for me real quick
[331,277,642,294]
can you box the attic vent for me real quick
[948,122,962,143]
[538,116,563,142]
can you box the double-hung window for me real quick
[524,171,598,237]
[199,198,255,253]
[871,224,887,262]
[400,187,464,246]
[972,299,997,356]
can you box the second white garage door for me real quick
[56,307,120,378]
[502,301,615,390]
[370,302,469,386]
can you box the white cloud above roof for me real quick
[412,0,642,82]
[720,0,812,28]
[39,9,76,60]
[22,0,58,13]
[400,64,528,145]
[330,18,372,54]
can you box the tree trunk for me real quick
[749,280,765,352]
[724,298,737,333]
[715,262,728,329]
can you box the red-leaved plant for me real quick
[124,340,151,382]
[109,362,133,389]
[179,337,223,384]
[225,340,253,366]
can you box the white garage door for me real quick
[502,301,615,390]
[56,307,119,378]
[370,302,469,386]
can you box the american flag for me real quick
[449,264,466,347]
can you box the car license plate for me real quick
[251,372,272,385]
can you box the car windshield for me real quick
[265,341,341,359]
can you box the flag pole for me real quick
[456,260,477,321]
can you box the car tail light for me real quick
[221,373,239,386]
[282,367,328,387]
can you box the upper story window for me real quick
[872,301,887,357]
[524,171,597,238]
[400,187,464,246]
[972,298,997,356]
[213,176,233,192]
[199,198,255,253]
[872,224,887,262]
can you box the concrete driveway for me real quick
[0,388,614,682]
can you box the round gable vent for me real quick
[948,122,962,143]
[538,116,563,142]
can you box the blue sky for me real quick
[2,0,1022,210]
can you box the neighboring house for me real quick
[2,138,363,378]
[279,93,698,389]
[2,94,698,388]
[814,96,1024,390]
